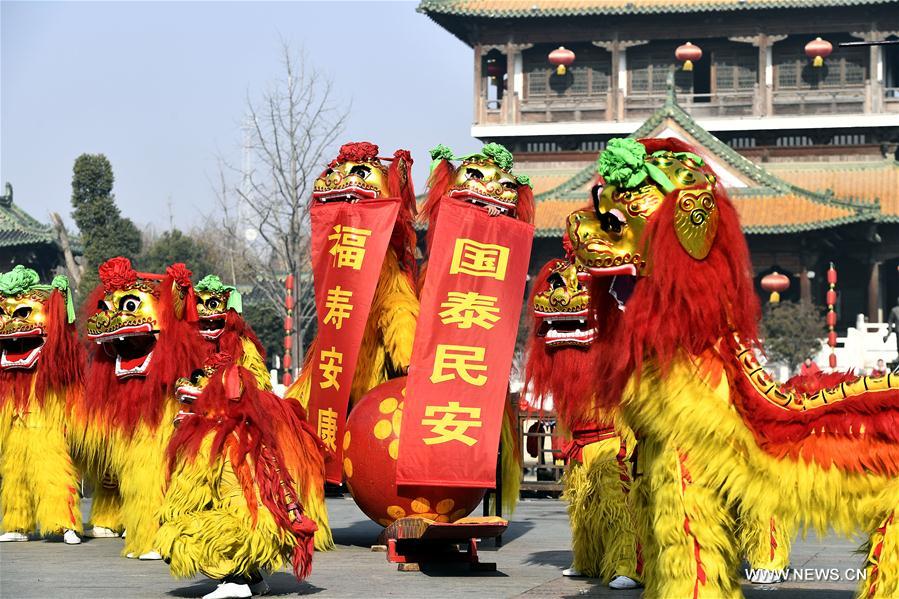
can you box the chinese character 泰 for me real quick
[449,238,510,281]
[324,286,354,330]
[319,347,344,390]
[317,407,339,452]
[422,401,483,446]
[438,291,500,330]
[430,344,488,386]
[328,225,372,270]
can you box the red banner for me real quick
[308,198,401,483]
[397,201,534,488]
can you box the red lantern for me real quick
[828,331,838,347]
[826,289,837,306]
[761,271,790,303]
[826,311,838,328]
[675,41,703,72]
[549,46,575,76]
[829,353,838,368]
[805,37,833,68]
[284,335,293,350]
[485,57,503,78]
[827,266,837,285]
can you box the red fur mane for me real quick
[83,274,210,432]
[216,310,266,363]
[386,149,418,280]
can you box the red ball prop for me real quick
[342,377,485,527]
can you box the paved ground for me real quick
[0,496,866,598]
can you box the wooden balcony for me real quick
[771,88,866,116]
[625,90,757,120]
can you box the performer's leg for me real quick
[642,444,740,599]
[87,479,123,535]
[1,425,35,537]
[118,432,169,558]
[862,502,898,598]
[739,510,792,583]
[498,400,521,516]
[594,436,640,587]
[27,405,82,537]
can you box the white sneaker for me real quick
[63,530,82,545]
[84,526,119,538]
[121,529,127,538]
[249,579,270,596]
[202,582,252,599]
[748,568,786,584]
[126,552,137,559]
[0,531,29,542]
[609,575,640,589]
[138,550,162,560]
[562,566,583,577]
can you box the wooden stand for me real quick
[377,517,508,572]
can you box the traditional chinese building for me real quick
[418,0,899,327]
[0,183,63,280]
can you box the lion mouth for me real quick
[448,189,516,215]
[536,314,596,347]
[0,332,45,370]
[198,316,226,340]
[313,186,378,204]
[175,383,202,405]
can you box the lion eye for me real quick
[119,295,141,312]
[206,298,221,309]
[465,167,484,181]
[349,165,371,179]
[189,369,205,385]
[12,306,32,319]
[547,273,565,290]
[599,210,625,234]
[501,180,517,190]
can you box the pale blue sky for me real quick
[1,1,474,229]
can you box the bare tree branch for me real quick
[212,42,348,373]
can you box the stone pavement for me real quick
[0,496,865,598]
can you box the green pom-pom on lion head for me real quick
[0,265,41,296]
[480,142,514,172]
[196,274,242,313]
[597,138,648,188]
[429,144,455,162]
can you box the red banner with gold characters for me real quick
[308,198,401,483]
[397,201,534,488]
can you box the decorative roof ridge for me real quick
[767,159,899,172]
[418,0,896,19]
[534,162,597,201]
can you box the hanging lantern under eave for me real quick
[675,41,703,72]
[761,271,790,303]
[805,37,833,68]
[485,57,504,79]
[549,46,575,76]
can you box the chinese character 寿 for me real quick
[324,286,354,330]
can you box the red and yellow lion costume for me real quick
[156,353,325,586]
[70,257,209,558]
[0,266,82,541]
[584,137,899,598]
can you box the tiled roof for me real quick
[418,0,892,18]
[0,193,56,249]
[527,89,878,236]
[766,161,899,222]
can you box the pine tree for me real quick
[70,154,141,302]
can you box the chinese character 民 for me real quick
[328,225,372,270]
[449,238,510,280]
[317,407,339,452]
[319,347,344,390]
[438,291,501,330]
[430,344,488,386]
[422,401,483,446]
[324,286,354,330]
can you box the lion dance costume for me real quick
[70,257,209,558]
[0,266,82,544]
[584,137,898,598]
[422,141,533,514]
[156,352,324,599]
[286,142,419,411]
[526,257,640,588]
[194,274,270,390]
